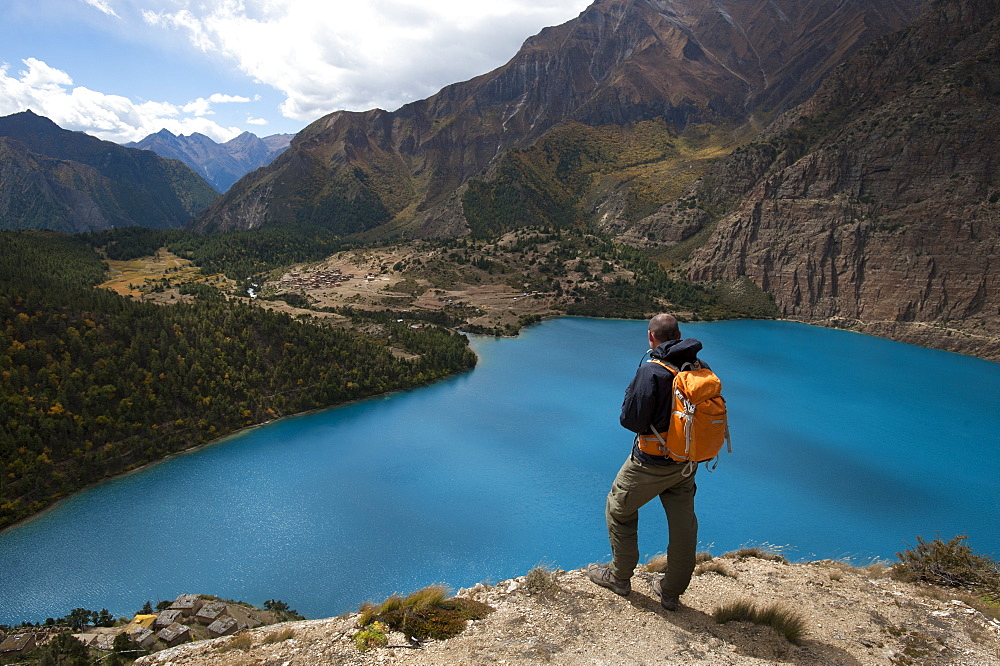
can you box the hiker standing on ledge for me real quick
[588,313,703,611]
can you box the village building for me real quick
[156,622,191,648]
[128,627,157,649]
[0,633,37,655]
[72,633,100,647]
[124,614,157,634]
[169,594,205,616]
[206,616,238,638]
[193,601,227,624]
[154,609,184,628]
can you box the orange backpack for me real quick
[636,359,731,474]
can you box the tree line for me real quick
[0,231,476,530]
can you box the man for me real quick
[587,313,702,611]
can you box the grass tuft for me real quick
[262,627,295,644]
[644,553,670,573]
[722,547,789,564]
[695,560,737,578]
[219,632,254,652]
[714,598,807,644]
[525,564,560,595]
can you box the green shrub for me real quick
[353,621,389,652]
[357,586,493,642]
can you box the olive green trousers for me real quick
[605,454,698,597]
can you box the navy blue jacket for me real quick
[620,338,704,464]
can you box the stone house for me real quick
[168,594,204,616]
[72,633,100,647]
[154,609,184,628]
[156,622,191,648]
[128,627,157,649]
[207,616,238,638]
[0,633,37,654]
[193,601,227,625]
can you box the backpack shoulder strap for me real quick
[646,358,679,375]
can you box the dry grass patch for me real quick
[525,564,561,595]
[219,632,254,652]
[696,560,737,578]
[261,627,295,644]
[714,598,807,644]
[722,547,789,564]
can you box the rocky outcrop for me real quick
[683,0,1000,359]
[131,560,1000,666]
[190,0,921,235]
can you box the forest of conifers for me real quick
[0,231,477,530]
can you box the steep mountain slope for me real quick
[190,0,922,235]
[679,0,1000,358]
[0,111,218,232]
[128,130,293,193]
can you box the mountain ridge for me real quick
[189,0,921,235]
[127,129,292,193]
[0,111,218,233]
[676,0,1000,358]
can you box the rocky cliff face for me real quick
[0,111,218,232]
[190,0,921,235]
[683,0,1000,359]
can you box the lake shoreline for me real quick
[0,352,483,538]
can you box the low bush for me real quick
[892,535,1000,599]
[356,585,493,644]
[353,621,389,652]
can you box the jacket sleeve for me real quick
[620,366,658,434]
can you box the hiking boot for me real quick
[586,564,631,596]
[651,577,680,611]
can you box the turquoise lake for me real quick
[1,318,998,624]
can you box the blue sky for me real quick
[0,0,592,144]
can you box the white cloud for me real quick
[0,59,244,143]
[19,58,73,90]
[140,0,592,122]
[182,94,251,116]
[82,0,120,17]
[246,116,268,125]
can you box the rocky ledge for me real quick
[134,557,1000,666]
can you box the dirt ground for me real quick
[98,244,563,332]
[134,558,1000,666]
[261,245,559,331]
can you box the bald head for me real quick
[648,313,681,346]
